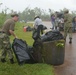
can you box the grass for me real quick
[0,22,55,75]
[0,63,54,75]
[10,22,34,46]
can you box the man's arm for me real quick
[9,30,17,38]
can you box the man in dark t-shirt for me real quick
[2,19,15,35]
[0,13,19,64]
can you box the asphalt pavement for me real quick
[54,33,76,75]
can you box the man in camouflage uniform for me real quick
[64,9,72,44]
[0,13,19,64]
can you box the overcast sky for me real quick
[0,0,76,13]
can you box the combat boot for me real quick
[69,38,72,44]
[10,58,14,64]
[1,58,6,63]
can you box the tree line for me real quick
[0,4,76,27]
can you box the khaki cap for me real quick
[11,12,19,17]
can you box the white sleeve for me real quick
[34,20,38,29]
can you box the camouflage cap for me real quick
[11,12,19,17]
[64,9,69,13]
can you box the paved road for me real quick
[43,22,76,75]
[43,21,52,29]
[54,33,76,75]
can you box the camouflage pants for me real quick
[64,26,72,39]
[0,33,13,59]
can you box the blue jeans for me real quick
[51,21,56,30]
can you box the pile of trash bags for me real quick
[26,26,33,31]
[41,30,64,42]
[12,38,35,65]
[12,30,64,65]
[32,30,65,65]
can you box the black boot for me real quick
[10,58,14,64]
[69,38,72,44]
[1,58,6,63]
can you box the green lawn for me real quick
[0,22,55,75]
[10,22,34,46]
